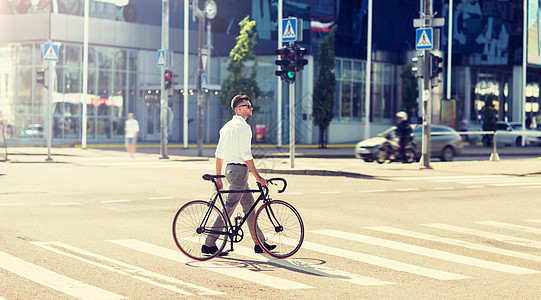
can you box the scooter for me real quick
[373,135,416,164]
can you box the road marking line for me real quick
[270,237,469,280]
[232,245,394,286]
[108,239,313,290]
[465,186,484,189]
[396,175,509,181]
[147,196,174,200]
[320,192,341,194]
[365,226,541,263]
[421,224,541,250]
[432,187,455,190]
[521,186,541,189]
[313,229,538,275]
[0,249,125,300]
[359,190,385,193]
[487,182,541,187]
[526,219,541,223]
[100,200,130,204]
[393,188,420,192]
[48,203,82,206]
[476,221,541,235]
[31,242,221,296]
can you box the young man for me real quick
[203,94,275,255]
[124,113,139,158]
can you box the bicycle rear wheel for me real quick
[254,200,304,258]
[172,200,228,261]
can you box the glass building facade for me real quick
[1,0,539,146]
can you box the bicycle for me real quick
[172,174,304,261]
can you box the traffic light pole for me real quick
[289,71,295,168]
[160,0,169,159]
[420,0,432,169]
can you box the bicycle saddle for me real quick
[202,174,226,181]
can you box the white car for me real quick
[494,121,541,146]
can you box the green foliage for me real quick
[220,16,261,118]
[482,94,497,131]
[313,26,337,148]
[400,63,418,118]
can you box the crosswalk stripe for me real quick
[365,226,541,263]
[31,242,221,296]
[477,221,541,235]
[108,239,313,290]
[421,224,541,250]
[270,238,469,280]
[313,230,538,275]
[0,249,125,300]
[396,175,509,181]
[232,245,394,286]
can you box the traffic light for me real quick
[275,47,296,83]
[430,53,443,79]
[36,69,46,87]
[295,46,308,71]
[411,55,423,78]
[164,69,173,89]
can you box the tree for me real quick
[313,26,337,148]
[400,63,418,119]
[220,15,261,118]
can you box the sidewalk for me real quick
[3,144,541,178]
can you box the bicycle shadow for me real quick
[187,255,349,280]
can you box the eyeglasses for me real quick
[237,104,252,109]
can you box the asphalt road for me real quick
[1,154,541,299]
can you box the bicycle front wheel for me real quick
[254,200,304,258]
[172,200,228,261]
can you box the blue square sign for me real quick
[415,28,433,50]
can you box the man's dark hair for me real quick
[230,95,251,110]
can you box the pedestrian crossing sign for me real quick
[282,18,297,42]
[43,43,59,61]
[416,28,433,50]
[157,49,166,67]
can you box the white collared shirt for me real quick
[215,115,253,163]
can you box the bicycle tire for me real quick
[172,200,228,261]
[254,200,304,259]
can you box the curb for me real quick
[260,168,376,179]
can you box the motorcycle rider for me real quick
[395,111,412,163]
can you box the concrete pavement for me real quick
[3,144,541,178]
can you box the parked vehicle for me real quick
[355,124,463,162]
[484,121,541,147]
[17,124,44,138]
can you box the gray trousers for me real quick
[205,164,263,246]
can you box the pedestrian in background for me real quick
[395,111,412,163]
[203,94,275,256]
[124,113,139,158]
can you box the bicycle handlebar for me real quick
[267,177,287,193]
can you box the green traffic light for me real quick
[286,71,295,79]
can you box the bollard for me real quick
[489,132,500,161]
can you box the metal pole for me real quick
[197,15,205,156]
[364,0,372,140]
[277,0,283,147]
[160,0,169,159]
[420,0,432,169]
[46,59,53,162]
[82,0,89,149]
[183,0,189,148]
[446,0,452,100]
[289,81,295,168]
[522,0,527,146]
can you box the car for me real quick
[355,124,463,162]
[489,121,541,147]
[17,124,44,138]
